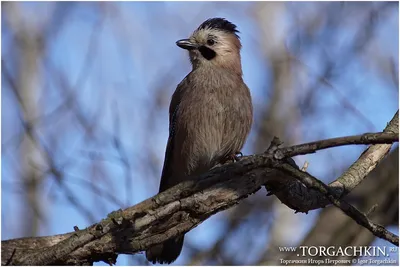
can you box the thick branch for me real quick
[2,129,398,265]
[333,110,399,195]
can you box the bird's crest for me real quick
[196,18,239,38]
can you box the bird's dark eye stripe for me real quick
[199,46,216,60]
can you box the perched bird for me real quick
[145,18,253,264]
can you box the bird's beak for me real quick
[176,39,199,50]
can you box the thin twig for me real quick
[275,132,398,159]
[301,161,309,171]
[5,249,16,266]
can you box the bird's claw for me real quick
[233,151,243,161]
[220,151,244,164]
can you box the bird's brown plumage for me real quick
[145,18,253,264]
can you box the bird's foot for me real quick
[220,151,243,164]
[233,151,243,161]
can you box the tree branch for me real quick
[272,110,399,212]
[2,122,398,265]
[275,132,398,159]
[276,162,399,246]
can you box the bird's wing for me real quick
[158,82,184,192]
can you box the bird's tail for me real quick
[145,235,184,264]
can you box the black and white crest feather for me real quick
[197,18,239,38]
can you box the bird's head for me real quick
[176,18,242,75]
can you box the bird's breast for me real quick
[174,67,252,173]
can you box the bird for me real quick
[145,17,253,264]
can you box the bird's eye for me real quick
[207,39,215,46]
